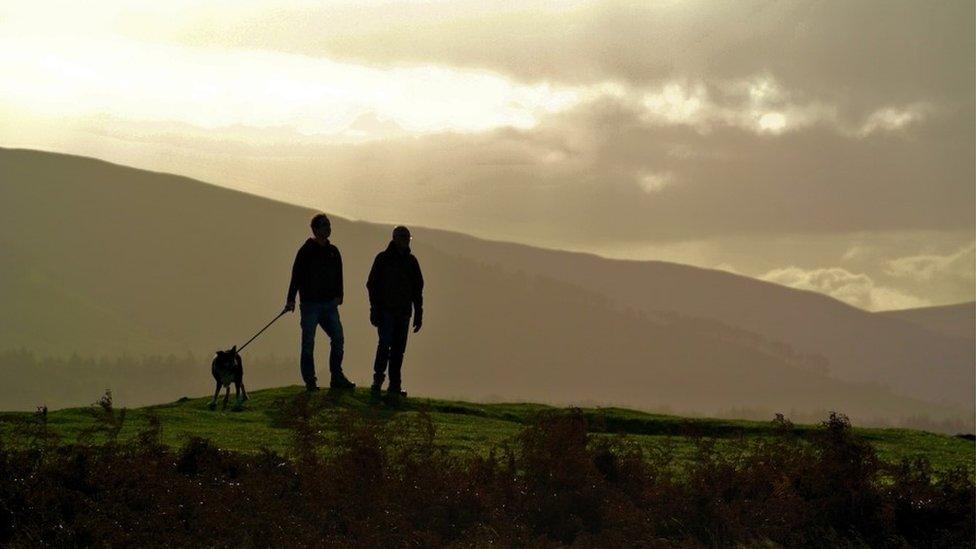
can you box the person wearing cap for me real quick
[284,213,356,391]
[366,225,424,400]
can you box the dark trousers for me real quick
[299,299,344,386]
[373,310,411,389]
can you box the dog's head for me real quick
[212,345,240,371]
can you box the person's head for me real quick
[392,225,411,251]
[310,213,331,240]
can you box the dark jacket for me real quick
[366,242,424,318]
[286,238,343,303]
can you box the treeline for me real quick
[716,406,975,437]
[0,398,972,547]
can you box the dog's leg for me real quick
[233,383,243,410]
[222,385,230,410]
[240,382,249,401]
[209,380,220,410]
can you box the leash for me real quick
[237,309,288,353]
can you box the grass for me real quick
[1,385,973,472]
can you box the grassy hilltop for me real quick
[3,386,972,472]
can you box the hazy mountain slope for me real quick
[876,302,975,341]
[0,148,968,426]
[0,244,172,355]
[415,231,975,408]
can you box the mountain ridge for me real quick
[0,147,971,428]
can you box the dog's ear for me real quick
[230,345,237,353]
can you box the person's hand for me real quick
[284,301,295,313]
[369,308,380,327]
[413,318,422,333]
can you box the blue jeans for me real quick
[299,299,344,385]
[372,310,411,390]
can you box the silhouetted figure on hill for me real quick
[285,214,355,391]
[367,225,424,400]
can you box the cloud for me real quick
[636,171,674,193]
[842,245,871,261]
[187,0,972,114]
[884,243,976,282]
[0,34,598,138]
[760,266,929,311]
[858,105,930,137]
[638,77,934,137]
[0,27,934,143]
[6,1,968,137]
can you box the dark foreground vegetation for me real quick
[1,394,973,547]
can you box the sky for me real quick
[1,0,973,311]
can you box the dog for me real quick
[209,346,248,410]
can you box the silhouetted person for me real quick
[367,226,424,399]
[285,213,355,391]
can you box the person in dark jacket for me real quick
[367,225,424,399]
[285,213,355,391]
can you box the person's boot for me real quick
[370,373,385,399]
[305,377,319,392]
[329,372,356,390]
[385,383,407,402]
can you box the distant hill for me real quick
[419,232,976,409]
[0,147,971,428]
[876,302,975,341]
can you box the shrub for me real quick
[0,405,971,546]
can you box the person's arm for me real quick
[366,254,382,326]
[411,256,424,331]
[366,254,381,307]
[285,247,305,310]
[335,246,344,305]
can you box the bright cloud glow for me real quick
[0,25,929,145]
[637,76,929,138]
[760,266,929,311]
[641,83,706,124]
[757,112,787,133]
[637,171,675,193]
[0,2,935,152]
[884,243,976,281]
[639,77,831,134]
[0,34,586,140]
[858,105,928,137]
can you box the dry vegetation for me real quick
[1,392,972,547]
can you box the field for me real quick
[2,386,972,472]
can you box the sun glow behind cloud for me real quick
[0,34,590,140]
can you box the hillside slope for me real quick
[877,302,975,341]
[0,148,970,427]
[418,231,975,407]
